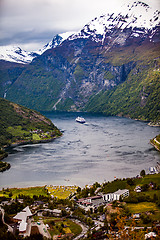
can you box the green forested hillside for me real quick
[0,98,62,148]
[0,60,25,98]
[85,69,160,123]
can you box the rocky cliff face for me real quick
[1,1,160,122]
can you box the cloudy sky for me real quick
[0,0,159,51]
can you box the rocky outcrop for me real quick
[150,135,160,152]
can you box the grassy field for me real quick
[138,173,160,185]
[43,218,82,238]
[126,202,159,213]
[0,186,48,198]
[46,185,78,199]
[143,189,160,198]
[128,173,160,191]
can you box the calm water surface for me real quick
[0,112,160,188]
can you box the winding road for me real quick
[0,206,13,233]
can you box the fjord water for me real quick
[0,112,160,188]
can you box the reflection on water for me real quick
[0,112,160,188]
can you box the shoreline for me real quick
[9,135,60,148]
[0,172,159,192]
[150,141,160,152]
[0,152,8,161]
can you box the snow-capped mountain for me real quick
[36,32,75,55]
[0,46,38,64]
[69,1,160,43]
[0,32,75,64]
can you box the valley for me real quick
[0,1,159,124]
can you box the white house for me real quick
[134,185,142,193]
[113,189,129,201]
[103,189,129,202]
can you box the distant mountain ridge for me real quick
[0,46,38,64]
[0,1,160,124]
[0,32,75,64]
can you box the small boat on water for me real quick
[75,116,86,123]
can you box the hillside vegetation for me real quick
[0,98,62,148]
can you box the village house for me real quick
[17,199,24,204]
[134,185,142,193]
[132,213,141,220]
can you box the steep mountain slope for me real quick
[2,1,160,123]
[0,60,26,99]
[0,33,75,101]
[0,98,62,148]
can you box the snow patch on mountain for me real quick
[36,31,75,55]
